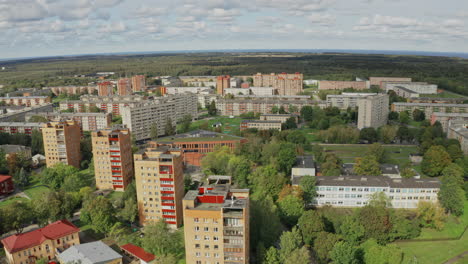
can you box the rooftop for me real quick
[293,156,315,169]
[394,86,420,94]
[1,220,80,253]
[241,120,282,124]
[120,243,155,263]
[0,174,12,183]
[316,175,440,188]
[58,241,122,264]
[0,145,31,154]
[0,122,43,127]
[393,102,468,107]
[432,112,468,117]
[157,129,244,143]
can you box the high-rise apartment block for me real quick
[42,121,81,168]
[217,75,231,95]
[98,82,114,96]
[134,147,185,228]
[183,176,250,264]
[92,128,134,191]
[357,94,389,129]
[132,75,146,92]
[253,72,303,95]
[118,78,132,96]
[26,112,112,132]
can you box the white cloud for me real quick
[307,13,336,25]
[132,6,167,18]
[99,21,127,33]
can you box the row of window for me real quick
[194,235,220,241]
[195,226,219,232]
[195,252,220,258]
[317,186,438,193]
[194,218,219,224]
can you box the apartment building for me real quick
[217,75,231,95]
[313,175,440,209]
[153,130,247,166]
[430,112,468,132]
[117,78,132,96]
[408,97,467,104]
[134,147,185,228]
[383,81,437,94]
[183,176,250,264]
[164,87,214,95]
[121,94,198,141]
[369,77,412,87]
[49,86,97,95]
[357,94,389,129]
[224,88,250,96]
[25,112,112,131]
[217,97,317,116]
[0,122,42,135]
[0,104,53,122]
[240,120,282,131]
[98,82,114,96]
[42,121,81,168]
[132,75,146,92]
[1,220,80,264]
[180,76,216,85]
[6,88,52,97]
[393,86,420,98]
[0,96,51,107]
[259,114,298,123]
[249,87,276,96]
[391,102,468,117]
[0,175,14,196]
[447,120,468,154]
[92,128,134,191]
[59,95,145,115]
[318,81,368,90]
[253,72,303,95]
[326,93,377,109]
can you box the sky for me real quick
[0,0,468,59]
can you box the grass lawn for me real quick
[322,144,419,166]
[453,254,468,264]
[396,200,468,264]
[420,91,466,98]
[23,175,51,200]
[298,128,321,143]
[182,116,243,135]
[0,197,29,208]
[107,191,124,201]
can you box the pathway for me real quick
[443,251,468,264]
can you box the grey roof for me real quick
[294,156,315,169]
[241,120,282,124]
[58,241,122,264]
[393,102,468,108]
[0,145,30,154]
[316,175,440,189]
[380,164,400,175]
[394,86,419,94]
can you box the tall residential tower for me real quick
[42,121,81,168]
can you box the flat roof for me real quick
[157,129,244,143]
[0,122,43,127]
[393,102,468,107]
[242,120,282,123]
[394,86,419,94]
[293,156,315,169]
[316,175,440,188]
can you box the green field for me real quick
[0,197,29,208]
[181,116,243,135]
[321,144,419,166]
[396,200,468,264]
[420,91,466,98]
[298,128,321,143]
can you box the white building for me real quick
[224,88,250,95]
[357,94,389,129]
[165,87,214,95]
[326,93,377,109]
[291,156,316,185]
[384,82,438,94]
[249,87,276,96]
[313,175,440,209]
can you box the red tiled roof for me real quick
[0,175,12,183]
[120,243,156,262]
[1,220,80,253]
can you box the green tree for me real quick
[357,204,392,244]
[271,105,279,114]
[251,196,283,251]
[379,125,398,144]
[141,220,185,258]
[331,241,361,264]
[227,156,251,188]
[300,106,314,122]
[89,105,101,113]
[365,143,386,163]
[150,122,158,140]
[33,190,79,226]
[164,118,175,136]
[277,146,296,174]
[279,227,303,262]
[81,196,116,234]
[421,145,452,177]
[119,198,138,224]
[388,111,399,120]
[412,109,425,121]
[201,146,233,175]
[399,111,410,124]
[13,168,29,188]
[298,210,326,245]
[354,155,381,176]
[360,239,403,264]
[208,100,217,116]
[438,164,465,216]
[299,176,317,204]
[400,167,417,178]
[396,126,410,142]
[284,247,311,264]
[338,215,365,244]
[180,114,192,133]
[40,163,80,190]
[359,127,378,143]
[263,247,281,264]
[321,153,342,176]
[447,144,463,161]
[313,232,342,264]
[0,149,7,173]
[248,165,287,200]
[283,117,297,129]
[2,201,34,233]
[286,131,307,145]
[416,201,446,230]
[29,115,49,122]
[277,195,304,227]
[31,129,44,155]
[278,106,287,114]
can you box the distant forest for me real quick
[0,52,467,95]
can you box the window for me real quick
[214,253,220,258]
[204,227,209,232]
[205,252,210,258]
[194,218,199,223]
[214,245,219,250]
[204,236,210,241]
[196,261,201,264]
[214,236,219,241]
[195,244,200,249]
[205,245,210,249]
[195,252,201,257]
[195,226,200,231]
[214,227,218,232]
[195,235,200,240]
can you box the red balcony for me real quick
[162,202,175,206]
[161,197,174,201]
[160,178,173,182]
[160,184,174,188]
[162,209,176,213]
[162,215,176,219]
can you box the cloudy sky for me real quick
[0,0,467,59]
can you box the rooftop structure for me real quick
[120,243,155,264]
[0,174,14,196]
[291,156,316,185]
[240,120,282,131]
[57,241,122,264]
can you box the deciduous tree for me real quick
[313,232,342,264]
[354,155,381,176]
[298,210,326,245]
[421,145,452,177]
[277,195,304,227]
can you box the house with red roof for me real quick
[0,175,14,196]
[120,243,155,264]
[1,220,80,264]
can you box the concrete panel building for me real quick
[224,88,250,95]
[25,112,112,132]
[249,87,276,96]
[1,220,80,264]
[313,175,440,209]
[183,176,250,264]
[217,97,317,116]
[117,78,132,96]
[132,75,146,92]
[318,81,368,90]
[98,82,114,97]
[0,96,51,107]
[121,94,198,141]
[253,72,303,95]
[447,120,468,154]
[326,93,377,109]
[59,95,145,115]
[291,156,316,185]
[369,77,412,87]
[42,121,81,168]
[391,102,468,117]
[431,112,468,132]
[240,120,282,131]
[357,94,389,129]
[408,97,468,104]
[49,86,97,96]
[0,104,53,122]
[92,128,134,191]
[134,147,185,228]
[393,86,420,98]
[165,87,214,95]
[383,81,437,94]
[217,75,231,95]
[0,122,43,135]
[259,114,298,123]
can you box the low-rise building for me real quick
[0,145,32,159]
[240,120,282,131]
[153,130,246,166]
[0,122,43,135]
[1,220,80,264]
[392,102,468,117]
[0,96,51,107]
[183,176,250,264]
[430,112,468,132]
[224,88,250,95]
[57,241,122,264]
[120,243,155,264]
[165,87,214,95]
[393,86,420,98]
[326,93,377,109]
[259,114,299,123]
[0,104,53,122]
[0,175,14,196]
[383,81,437,94]
[59,95,145,115]
[447,120,468,154]
[291,156,316,185]
[319,80,368,90]
[218,97,317,116]
[25,112,112,131]
[49,86,97,95]
[407,97,467,104]
[313,175,440,208]
[369,77,412,88]
[249,87,276,96]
